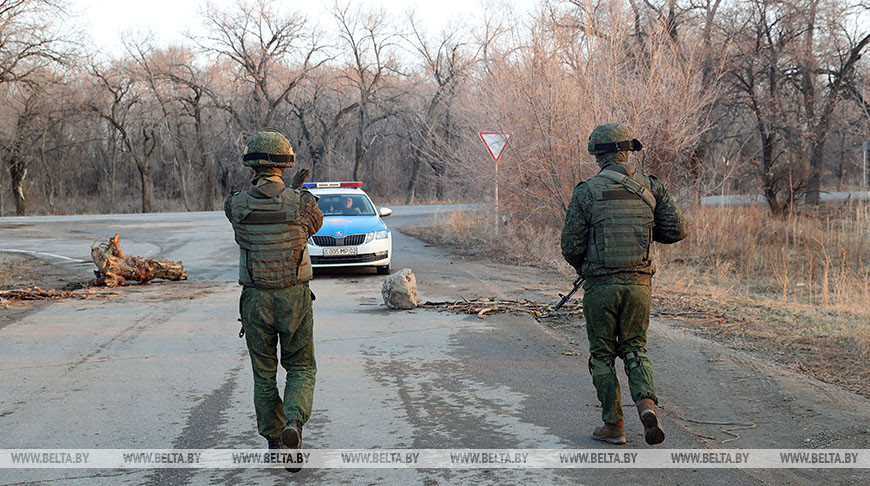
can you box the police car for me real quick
[304,182,393,274]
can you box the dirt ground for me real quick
[0,252,96,330]
[0,252,90,290]
[650,291,870,398]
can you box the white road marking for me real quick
[0,248,88,263]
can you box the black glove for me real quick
[291,168,310,189]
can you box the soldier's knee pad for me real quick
[623,350,652,375]
[588,356,617,377]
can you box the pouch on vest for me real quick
[601,222,653,268]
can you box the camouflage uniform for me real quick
[224,130,323,446]
[561,123,687,438]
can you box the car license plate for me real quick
[323,247,358,256]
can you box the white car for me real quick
[304,182,393,274]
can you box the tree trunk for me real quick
[91,234,187,287]
[434,164,445,201]
[38,130,56,214]
[139,165,153,213]
[173,157,192,211]
[0,168,5,216]
[12,174,27,216]
[136,128,156,214]
[352,105,366,181]
[309,146,324,181]
[194,104,215,211]
[760,133,785,217]
[405,145,422,204]
[805,140,825,205]
[837,137,845,192]
[8,150,27,216]
[801,0,820,205]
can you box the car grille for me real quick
[311,251,388,265]
[312,234,366,247]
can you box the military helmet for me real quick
[243,129,296,168]
[587,122,643,155]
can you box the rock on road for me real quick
[0,207,867,485]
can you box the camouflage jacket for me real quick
[560,161,688,286]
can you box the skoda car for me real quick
[304,182,393,274]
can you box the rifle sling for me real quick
[597,170,656,211]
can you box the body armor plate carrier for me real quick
[583,170,657,277]
[228,188,313,289]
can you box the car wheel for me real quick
[376,264,391,275]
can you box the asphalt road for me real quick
[0,206,867,485]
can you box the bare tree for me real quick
[0,0,72,215]
[287,71,358,181]
[3,84,38,215]
[0,0,70,84]
[88,63,158,213]
[334,3,401,181]
[725,0,802,215]
[794,0,870,203]
[404,16,480,202]
[195,0,326,132]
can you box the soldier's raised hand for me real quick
[291,168,310,189]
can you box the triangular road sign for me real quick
[479,132,511,161]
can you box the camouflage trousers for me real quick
[583,284,657,424]
[240,283,316,442]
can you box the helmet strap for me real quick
[591,139,643,154]
[243,152,295,164]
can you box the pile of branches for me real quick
[420,298,583,320]
[0,286,109,308]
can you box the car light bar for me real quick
[301,182,363,188]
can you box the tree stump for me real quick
[91,234,187,287]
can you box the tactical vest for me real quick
[582,170,657,278]
[228,188,312,289]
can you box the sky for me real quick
[69,0,539,57]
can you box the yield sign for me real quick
[479,132,511,161]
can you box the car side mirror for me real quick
[379,207,392,217]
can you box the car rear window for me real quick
[317,194,376,216]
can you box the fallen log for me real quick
[91,234,187,287]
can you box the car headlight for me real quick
[364,230,389,243]
[308,237,316,246]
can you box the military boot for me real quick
[592,419,626,445]
[636,398,665,445]
[281,421,303,473]
[267,438,282,449]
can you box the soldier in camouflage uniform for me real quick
[224,129,323,471]
[561,123,688,445]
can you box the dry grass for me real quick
[404,209,569,269]
[656,202,870,338]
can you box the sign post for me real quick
[863,141,868,188]
[478,132,511,236]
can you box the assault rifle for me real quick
[554,275,585,311]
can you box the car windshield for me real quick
[317,194,376,216]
